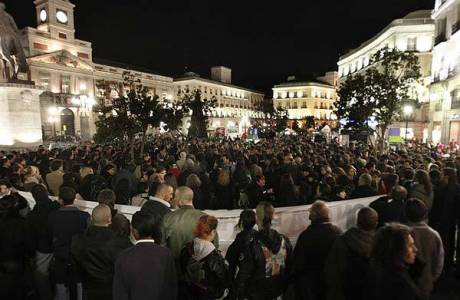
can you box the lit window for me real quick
[61,75,70,93]
[407,37,417,51]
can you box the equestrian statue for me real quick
[0,2,29,80]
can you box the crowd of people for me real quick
[0,135,459,300]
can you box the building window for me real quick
[61,75,70,93]
[79,78,87,94]
[33,42,48,51]
[58,32,67,39]
[39,72,50,91]
[407,37,417,51]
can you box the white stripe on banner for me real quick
[19,191,379,252]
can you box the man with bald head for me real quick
[161,186,219,259]
[71,204,131,300]
[325,207,379,300]
[293,200,342,300]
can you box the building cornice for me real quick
[174,76,264,95]
[338,14,433,62]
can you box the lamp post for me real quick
[403,104,414,142]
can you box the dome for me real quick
[403,10,431,19]
[183,71,200,77]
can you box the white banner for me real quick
[20,191,379,251]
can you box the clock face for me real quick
[39,9,47,22]
[56,10,68,24]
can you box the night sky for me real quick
[10,0,434,93]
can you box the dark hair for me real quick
[405,198,427,223]
[414,169,432,195]
[0,195,18,218]
[97,189,116,208]
[372,223,411,267]
[429,169,441,182]
[31,184,50,203]
[148,181,160,197]
[194,214,218,239]
[50,159,63,172]
[111,214,131,238]
[0,180,12,188]
[238,209,256,230]
[443,168,458,186]
[59,186,76,205]
[131,210,159,239]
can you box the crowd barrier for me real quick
[19,191,380,252]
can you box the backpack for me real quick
[260,238,288,278]
[89,175,108,201]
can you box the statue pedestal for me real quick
[0,83,43,149]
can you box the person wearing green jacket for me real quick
[161,186,219,260]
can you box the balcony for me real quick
[451,100,460,110]
[434,34,447,46]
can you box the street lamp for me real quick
[403,104,414,142]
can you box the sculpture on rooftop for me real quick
[0,2,29,80]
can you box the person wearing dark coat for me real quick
[429,168,460,272]
[226,210,258,282]
[370,185,407,227]
[246,175,271,208]
[293,200,342,300]
[71,205,132,300]
[27,184,60,300]
[113,210,177,300]
[231,202,292,300]
[214,168,234,209]
[325,207,378,300]
[47,187,90,300]
[180,215,229,300]
[369,223,425,300]
[140,183,174,235]
[350,173,377,199]
[0,195,34,300]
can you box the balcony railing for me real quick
[434,34,447,46]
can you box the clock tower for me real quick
[34,0,75,41]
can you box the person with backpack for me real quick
[230,202,292,300]
[324,207,378,300]
[180,214,229,300]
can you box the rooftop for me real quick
[339,10,433,60]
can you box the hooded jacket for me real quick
[181,238,229,300]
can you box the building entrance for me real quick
[60,108,75,136]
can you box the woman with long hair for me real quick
[180,215,228,299]
[214,168,234,209]
[370,223,423,300]
[23,165,45,192]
